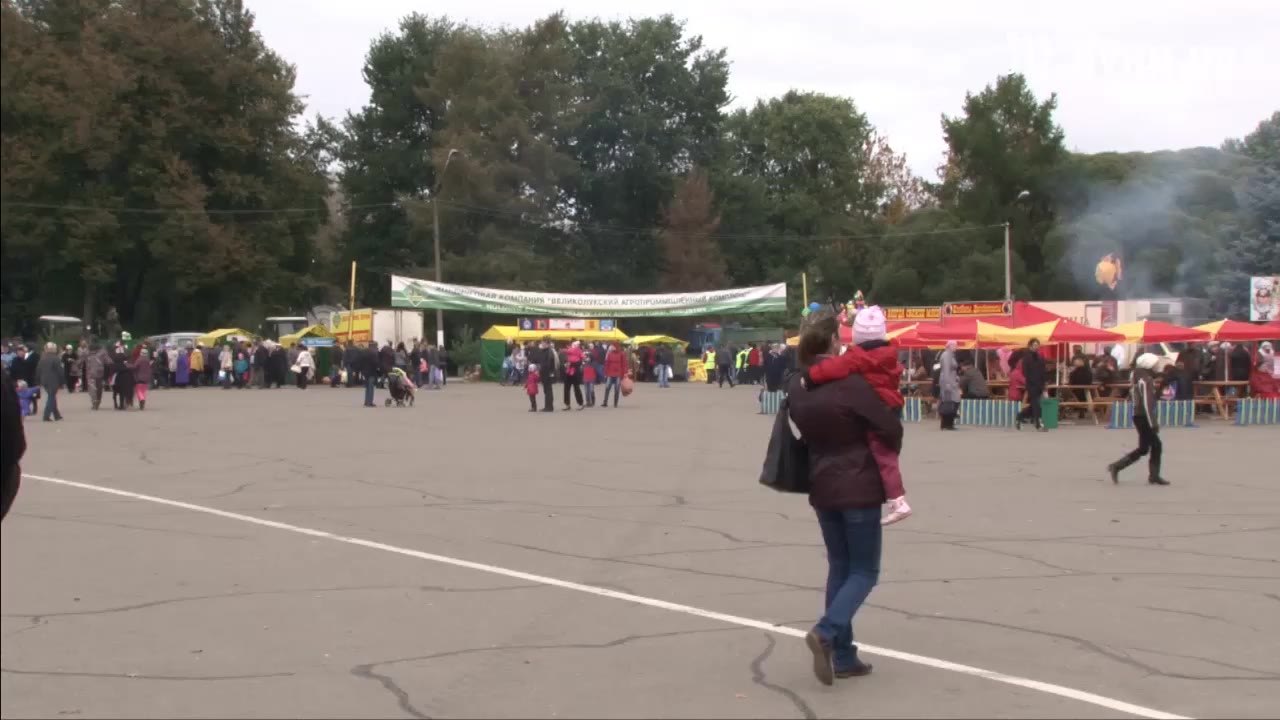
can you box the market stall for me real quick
[279,325,333,348]
[196,328,257,347]
[479,325,631,381]
[1193,319,1280,342]
[1108,320,1212,344]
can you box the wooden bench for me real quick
[1195,381,1250,420]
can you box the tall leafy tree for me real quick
[408,16,580,291]
[335,14,456,305]
[715,91,885,300]
[1,0,329,334]
[556,16,730,292]
[938,73,1068,298]
[1209,112,1280,317]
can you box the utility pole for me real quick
[431,149,461,349]
[1004,222,1012,303]
[1007,190,1031,303]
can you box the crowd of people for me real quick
[502,338,633,411]
[701,342,795,391]
[0,335,469,417]
[910,338,1280,430]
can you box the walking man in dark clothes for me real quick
[1108,353,1170,485]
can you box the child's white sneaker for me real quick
[882,496,912,526]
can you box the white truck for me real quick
[328,308,425,347]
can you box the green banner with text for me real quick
[390,276,787,317]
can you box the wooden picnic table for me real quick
[1046,384,1115,425]
[1195,381,1250,420]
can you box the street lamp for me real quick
[432,148,462,349]
[1005,190,1032,302]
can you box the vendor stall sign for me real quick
[942,301,1013,318]
[884,306,941,322]
[518,318,618,332]
[392,275,786,317]
[301,337,336,347]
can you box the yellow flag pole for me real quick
[802,272,808,308]
[347,261,357,343]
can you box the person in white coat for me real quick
[294,348,314,390]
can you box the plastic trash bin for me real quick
[1039,396,1060,429]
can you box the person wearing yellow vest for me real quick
[735,348,749,385]
[704,348,717,384]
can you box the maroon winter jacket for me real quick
[785,369,904,511]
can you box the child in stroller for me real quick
[386,367,416,407]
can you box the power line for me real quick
[1,198,1004,242]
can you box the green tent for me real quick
[480,326,519,382]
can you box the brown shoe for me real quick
[805,630,834,686]
[835,662,873,679]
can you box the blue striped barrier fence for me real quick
[1234,398,1280,426]
[902,397,923,423]
[759,390,785,415]
[957,399,1020,428]
[1108,400,1196,429]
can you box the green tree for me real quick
[334,14,457,305]
[556,16,730,292]
[938,73,1068,297]
[1209,112,1280,317]
[715,91,885,299]
[410,17,580,292]
[1,0,330,334]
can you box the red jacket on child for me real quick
[806,341,904,409]
[525,367,541,396]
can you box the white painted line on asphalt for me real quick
[25,474,1190,720]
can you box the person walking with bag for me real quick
[37,343,66,422]
[602,342,627,408]
[1016,339,1047,431]
[294,347,314,389]
[937,341,961,430]
[784,309,904,685]
[1107,353,1170,485]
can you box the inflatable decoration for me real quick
[1095,254,1123,290]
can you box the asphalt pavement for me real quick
[2,380,1277,718]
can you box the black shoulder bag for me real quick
[759,396,811,494]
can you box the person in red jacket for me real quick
[603,342,627,408]
[582,350,599,407]
[801,306,911,524]
[524,364,541,412]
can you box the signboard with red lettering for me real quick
[883,306,942,322]
[941,301,1013,318]
[520,318,616,332]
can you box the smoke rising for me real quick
[1053,148,1240,301]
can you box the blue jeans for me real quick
[814,506,882,671]
[656,364,671,387]
[42,387,62,421]
[603,377,621,406]
[364,375,376,406]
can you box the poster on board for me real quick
[1251,276,1278,322]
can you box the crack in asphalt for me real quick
[1138,605,1251,626]
[0,667,292,682]
[866,603,1280,681]
[1,583,541,625]
[350,626,746,719]
[565,479,688,507]
[9,512,248,541]
[749,634,817,719]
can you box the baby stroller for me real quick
[385,367,416,407]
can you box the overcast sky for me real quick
[250,0,1277,177]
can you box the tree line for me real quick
[2,0,1276,337]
